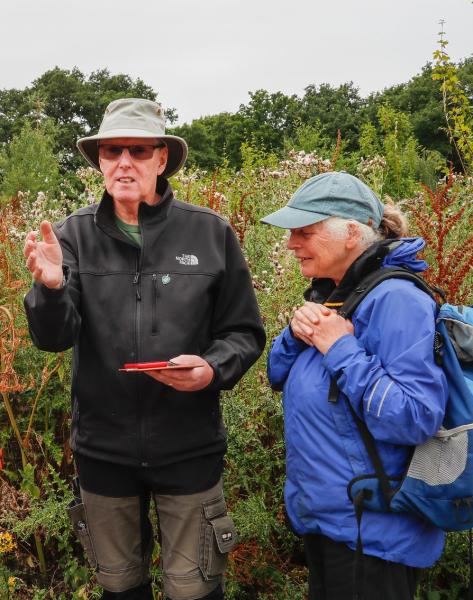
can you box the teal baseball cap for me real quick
[261,172,384,229]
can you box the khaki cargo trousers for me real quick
[67,479,236,600]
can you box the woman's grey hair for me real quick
[323,203,409,249]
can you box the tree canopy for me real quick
[0,58,472,176]
[0,67,172,171]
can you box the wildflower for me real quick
[0,531,16,554]
[8,576,17,592]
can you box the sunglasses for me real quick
[98,143,166,161]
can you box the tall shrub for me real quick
[0,121,61,203]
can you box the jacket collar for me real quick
[94,176,175,241]
[304,239,402,305]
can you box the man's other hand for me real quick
[145,355,214,391]
[24,221,64,289]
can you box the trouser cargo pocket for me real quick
[199,496,237,580]
[66,499,97,569]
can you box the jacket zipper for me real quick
[151,273,158,335]
[133,253,148,467]
[132,255,142,356]
[133,271,141,301]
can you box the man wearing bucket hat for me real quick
[262,172,447,599]
[23,98,265,600]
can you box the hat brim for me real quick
[77,129,188,178]
[260,205,330,229]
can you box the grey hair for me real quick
[322,217,383,249]
[322,202,409,249]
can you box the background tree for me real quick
[299,82,367,152]
[0,67,173,172]
[1,58,472,176]
[0,120,60,202]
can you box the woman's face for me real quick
[287,221,356,283]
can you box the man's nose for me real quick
[117,148,133,166]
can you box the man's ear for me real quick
[156,146,169,176]
[345,221,362,249]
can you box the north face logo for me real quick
[176,254,199,266]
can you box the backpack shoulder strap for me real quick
[337,267,438,319]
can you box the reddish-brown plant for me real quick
[207,172,221,213]
[229,193,254,246]
[409,168,473,304]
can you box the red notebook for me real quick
[119,360,203,372]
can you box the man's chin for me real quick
[111,192,141,204]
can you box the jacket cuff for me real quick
[282,325,308,351]
[36,265,70,296]
[321,334,361,376]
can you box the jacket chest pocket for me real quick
[146,271,215,337]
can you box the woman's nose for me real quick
[287,232,299,249]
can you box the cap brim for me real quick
[77,130,188,178]
[260,205,329,228]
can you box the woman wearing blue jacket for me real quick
[261,172,448,600]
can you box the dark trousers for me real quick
[304,534,421,600]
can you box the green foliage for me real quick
[432,26,473,173]
[2,57,470,177]
[418,531,471,599]
[365,63,451,161]
[0,67,165,172]
[359,122,380,158]
[300,82,367,152]
[357,105,445,198]
[1,142,473,597]
[0,33,472,595]
[377,105,418,197]
[284,119,332,156]
[0,120,61,201]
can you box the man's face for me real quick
[98,137,168,206]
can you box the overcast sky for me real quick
[1,0,472,125]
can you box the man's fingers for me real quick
[23,234,37,258]
[26,252,36,270]
[40,220,57,244]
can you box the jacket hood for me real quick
[382,237,428,273]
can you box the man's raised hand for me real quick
[24,221,64,289]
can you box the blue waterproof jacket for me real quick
[267,238,449,567]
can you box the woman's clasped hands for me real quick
[290,302,354,354]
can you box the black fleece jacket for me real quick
[24,178,266,468]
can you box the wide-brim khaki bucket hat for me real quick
[77,98,188,178]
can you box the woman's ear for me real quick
[345,221,362,250]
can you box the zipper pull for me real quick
[133,272,141,300]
